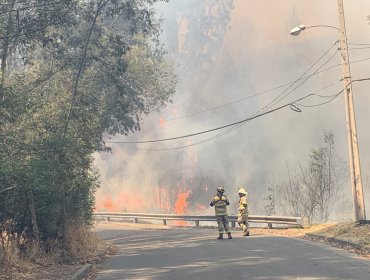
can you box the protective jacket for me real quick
[210,193,230,216]
[239,195,248,215]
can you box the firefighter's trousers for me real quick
[216,215,231,234]
[237,214,249,236]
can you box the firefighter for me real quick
[237,187,250,237]
[210,186,232,239]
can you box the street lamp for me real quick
[290,24,339,36]
[290,0,366,222]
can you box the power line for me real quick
[106,79,368,145]
[294,87,343,108]
[351,56,370,64]
[294,78,370,108]
[106,103,292,144]
[349,46,370,50]
[348,42,370,46]
[252,42,339,116]
[111,80,342,151]
[138,123,244,151]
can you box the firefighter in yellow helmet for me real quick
[237,187,250,236]
[209,186,232,239]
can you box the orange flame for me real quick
[159,117,168,129]
[173,190,190,225]
[96,190,145,213]
[102,194,113,210]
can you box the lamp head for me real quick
[290,24,306,36]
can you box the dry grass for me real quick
[249,222,370,248]
[0,222,106,279]
[251,225,318,238]
[0,231,22,269]
[64,222,101,262]
[311,222,370,247]
[0,224,35,272]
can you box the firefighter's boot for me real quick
[227,233,232,239]
[217,234,223,240]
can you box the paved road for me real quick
[95,225,370,280]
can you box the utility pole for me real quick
[337,0,366,221]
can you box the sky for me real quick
[94,0,370,221]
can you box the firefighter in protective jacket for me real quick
[237,187,249,236]
[210,186,232,239]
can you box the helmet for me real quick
[217,186,225,193]
[238,187,247,195]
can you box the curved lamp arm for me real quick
[290,24,339,36]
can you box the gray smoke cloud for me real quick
[94,0,370,220]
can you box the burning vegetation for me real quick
[95,173,221,216]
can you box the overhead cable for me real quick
[255,41,339,116]
[106,78,370,145]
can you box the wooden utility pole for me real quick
[337,0,366,221]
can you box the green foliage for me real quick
[0,0,176,260]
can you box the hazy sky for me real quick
[95,0,370,219]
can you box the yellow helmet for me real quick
[238,187,247,195]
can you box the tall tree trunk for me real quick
[61,185,67,257]
[60,0,108,254]
[0,0,15,86]
[28,188,40,246]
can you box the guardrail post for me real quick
[195,221,200,227]
[231,221,236,228]
[133,218,138,224]
[106,217,110,222]
[300,216,311,228]
[163,219,167,225]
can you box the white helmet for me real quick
[238,187,247,195]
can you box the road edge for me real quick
[305,233,370,254]
[68,264,93,280]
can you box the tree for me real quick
[0,0,175,263]
[0,0,77,84]
[277,131,348,222]
[264,178,276,216]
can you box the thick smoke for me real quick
[95,0,370,220]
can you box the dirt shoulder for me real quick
[251,222,370,257]
[0,240,115,280]
[251,221,370,257]
[306,222,370,247]
[302,222,370,257]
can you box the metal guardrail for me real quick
[95,212,311,228]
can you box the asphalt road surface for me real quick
[95,224,370,280]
